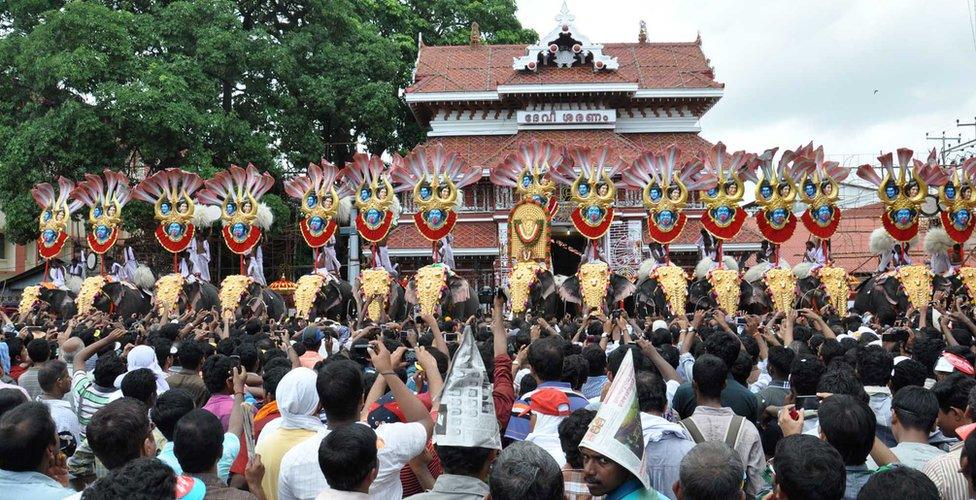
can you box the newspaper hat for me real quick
[432,329,502,450]
[579,349,649,489]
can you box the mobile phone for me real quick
[404,349,417,364]
[796,395,820,411]
[444,332,458,343]
[352,343,370,355]
[882,329,909,342]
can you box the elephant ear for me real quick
[322,282,343,314]
[558,276,582,305]
[446,274,470,304]
[535,271,556,298]
[609,274,636,303]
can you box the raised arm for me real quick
[369,340,434,439]
[73,328,124,373]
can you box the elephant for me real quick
[631,277,668,318]
[304,277,357,322]
[241,281,287,322]
[852,274,909,327]
[174,280,220,314]
[406,272,480,320]
[508,267,561,318]
[557,269,636,314]
[92,282,153,319]
[36,288,78,319]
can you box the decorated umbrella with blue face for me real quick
[196,164,275,274]
[132,168,206,272]
[31,177,83,282]
[70,170,132,275]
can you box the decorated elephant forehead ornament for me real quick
[490,140,562,220]
[549,145,622,240]
[795,143,849,240]
[622,143,716,245]
[197,164,275,255]
[698,142,752,241]
[132,168,204,255]
[392,142,480,242]
[32,177,82,260]
[70,170,132,255]
[856,148,945,243]
[358,268,393,322]
[284,160,346,249]
[936,158,976,244]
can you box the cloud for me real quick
[516,0,976,160]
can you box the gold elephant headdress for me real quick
[132,168,204,255]
[341,152,400,243]
[490,140,562,219]
[856,148,945,241]
[391,142,480,242]
[197,164,275,255]
[32,177,82,259]
[550,145,623,239]
[740,147,814,243]
[284,160,348,248]
[71,170,132,255]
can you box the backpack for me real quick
[680,415,744,449]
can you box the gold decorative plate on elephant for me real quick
[294,274,326,320]
[578,262,611,312]
[509,200,550,263]
[896,265,933,310]
[77,276,108,316]
[18,285,42,318]
[764,268,796,314]
[509,261,546,314]
[817,266,850,315]
[359,268,393,321]
[653,264,688,315]
[155,274,185,315]
[708,269,740,315]
[959,267,976,305]
[219,275,254,316]
[415,265,447,316]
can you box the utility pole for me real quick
[925,130,962,165]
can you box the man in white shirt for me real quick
[189,235,211,282]
[277,343,434,500]
[247,245,267,286]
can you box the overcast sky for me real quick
[515,0,976,167]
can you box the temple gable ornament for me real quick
[512,1,619,72]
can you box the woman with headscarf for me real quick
[254,367,321,500]
[115,345,170,394]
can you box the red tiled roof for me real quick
[408,42,722,94]
[388,221,499,249]
[423,131,716,168]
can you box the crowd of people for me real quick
[2,282,976,500]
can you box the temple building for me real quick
[389,3,761,288]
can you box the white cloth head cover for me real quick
[276,367,323,430]
[651,320,668,331]
[579,349,649,490]
[432,330,502,449]
[115,345,170,394]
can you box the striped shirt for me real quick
[71,370,122,436]
[922,444,967,500]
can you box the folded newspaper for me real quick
[432,330,502,450]
[579,349,649,489]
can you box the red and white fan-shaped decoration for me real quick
[132,168,205,254]
[71,170,132,255]
[197,164,275,255]
[32,177,83,259]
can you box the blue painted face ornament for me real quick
[885,185,898,199]
[578,183,590,196]
[770,207,787,226]
[309,216,324,232]
[804,182,816,198]
[649,186,662,201]
[427,209,444,227]
[955,209,971,228]
[522,174,532,187]
[167,222,184,238]
[160,202,171,215]
[895,208,912,226]
[365,208,381,227]
[419,186,431,200]
[816,205,832,224]
[43,209,52,222]
[706,187,719,197]
[225,202,236,216]
[715,206,732,223]
[306,194,317,208]
[43,229,57,243]
[585,205,603,224]
[231,223,247,239]
[93,205,103,218]
[946,185,956,200]
[657,210,674,229]
[360,188,371,201]
[95,225,110,241]
[760,185,773,200]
